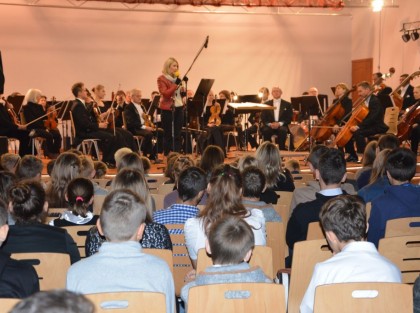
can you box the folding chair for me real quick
[69,111,100,158]
[64,225,93,258]
[385,217,420,237]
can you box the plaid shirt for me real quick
[153,204,200,234]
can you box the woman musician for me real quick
[22,89,62,159]
[0,95,31,156]
[339,81,388,162]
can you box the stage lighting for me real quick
[402,31,411,42]
[411,30,419,41]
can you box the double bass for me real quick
[390,69,420,110]
[310,86,355,142]
[397,99,420,142]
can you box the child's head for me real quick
[46,160,55,177]
[207,216,254,265]
[177,167,207,203]
[284,159,300,174]
[385,147,417,184]
[316,148,346,186]
[93,161,108,179]
[237,155,258,173]
[117,152,144,174]
[140,156,151,174]
[79,156,95,179]
[16,155,43,180]
[199,145,225,174]
[0,171,17,204]
[0,153,20,173]
[99,189,147,242]
[66,178,94,218]
[307,144,329,171]
[320,195,366,253]
[0,198,8,244]
[164,152,180,180]
[241,166,265,199]
[173,156,194,184]
[114,147,133,168]
[377,134,399,151]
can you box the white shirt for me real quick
[273,98,281,121]
[133,102,146,129]
[184,209,267,260]
[300,241,402,313]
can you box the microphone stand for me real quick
[177,35,209,155]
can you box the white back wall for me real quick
[0,4,351,101]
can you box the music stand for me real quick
[6,95,24,115]
[192,79,215,103]
[238,94,259,104]
[57,100,72,150]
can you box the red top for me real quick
[157,75,178,111]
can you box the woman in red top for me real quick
[157,57,185,156]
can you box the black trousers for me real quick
[243,124,259,149]
[346,127,387,156]
[32,128,62,154]
[261,125,289,150]
[78,130,118,164]
[161,107,183,156]
[0,129,32,156]
[410,124,420,155]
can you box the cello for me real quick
[397,99,420,142]
[310,85,355,142]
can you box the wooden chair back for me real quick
[275,191,293,211]
[85,291,166,313]
[196,246,273,279]
[152,194,165,211]
[385,217,420,237]
[0,298,20,313]
[93,178,112,188]
[366,202,372,220]
[187,283,286,313]
[11,252,71,290]
[143,248,174,276]
[306,221,325,240]
[378,235,420,284]
[288,239,332,313]
[292,173,314,184]
[45,207,66,224]
[266,221,285,273]
[157,183,175,196]
[384,106,400,135]
[273,203,290,227]
[147,175,167,193]
[164,224,193,296]
[313,282,413,313]
[93,194,106,215]
[63,225,92,258]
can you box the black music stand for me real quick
[6,95,24,116]
[238,94,259,103]
[58,100,72,150]
[0,51,4,95]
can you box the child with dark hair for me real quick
[0,153,20,173]
[16,155,43,181]
[93,161,108,179]
[49,178,98,227]
[368,148,420,247]
[181,216,271,304]
[140,156,152,175]
[300,195,401,313]
[241,166,281,222]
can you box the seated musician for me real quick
[409,85,420,156]
[0,95,31,157]
[399,74,416,110]
[22,89,62,159]
[331,83,353,156]
[70,82,119,167]
[113,90,126,129]
[260,86,293,151]
[124,88,157,161]
[373,72,392,96]
[344,81,388,162]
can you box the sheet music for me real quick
[227,102,275,110]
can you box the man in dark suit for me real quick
[373,72,392,96]
[345,81,389,162]
[399,74,416,110]
[260,86,293,150]
[124,88,156,159]
[70,82,118,167]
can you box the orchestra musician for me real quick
[113,90,126,128]
[157,57,186,156]
[124,88,159,161]
[260,86,293,151]
[0,95,31,157]
[373,72,392,96]
[399,74,416,110]
[409,85,420,156]
[22,89,62,159]
[70,82,119,167]
[344,81,389,162]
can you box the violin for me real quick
[208,101,221,126]
[310,86,356,142]
[44,97,58,130]
[2,96,20,125]
[397,100,420,142]
[142,112,155,128]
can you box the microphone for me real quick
[204,36,209,49]
[174,71,180,78]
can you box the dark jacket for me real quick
[261,99,292,126]
[23,102,46,130]
[71,99,99,138]
[0,103,18,133]
[358,95,388,133]
[124,102,144,134]
[402,85,416,110]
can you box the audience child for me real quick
[116,152,144,174]
[368,148,420,247]
[237,155,258,173]
[141,156,152,175]
[357,149,391,203]
[164,152,180,184]
[377,133,400,151]
[114,147,133,169]
[154,167,206,224]
[0,153,20,173]
[46,152,81,208]
[286,148,347,263]
[49,178,98,227]
[46,159,55,177]
[184,164,266,268]
[285,159,301,174]
[300,195,401,313]
[10,290,94,313]
[181,216,272,304]
[15,155,43,181]
[79,155,108,195]
[355,140,377,190]
[199,145,225,177]
[67,189,175,313]
[86,169,172,256]
[290,145,355,212]
[256,142,295,204]
[0,171,16,205]
[2,180,80,264]
[93,161,108,179]
[241,166,281,222]
[163,155,195,209]
[0,198,39,298]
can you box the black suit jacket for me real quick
[124,102,144,134]
[358,95,388,132]
[0,103,18,134]
[71,99,99,138]
[0,251,39,298]
[402,85,416,110]
[23,101,46,130]
[261,99,292,126]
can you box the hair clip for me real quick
[76,196,84,202]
